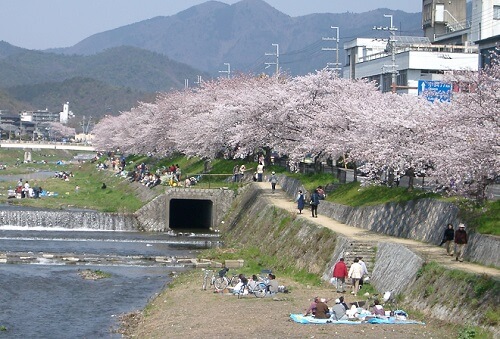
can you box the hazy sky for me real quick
[0,1,422,50]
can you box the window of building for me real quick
[494,5,500,20]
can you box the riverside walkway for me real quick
[0,141,95,151]
[255,182,500,279]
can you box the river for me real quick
[0,226,218,338]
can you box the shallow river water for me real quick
[0,227,217,338]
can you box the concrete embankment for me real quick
[0,209,139,230]
[279,176,500,269]
[219,183,499,335]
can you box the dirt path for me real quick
[256,182,499,279]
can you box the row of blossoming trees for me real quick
[93,56,499,201]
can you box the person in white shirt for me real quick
[256,162,264,182]
[348,258,363,295]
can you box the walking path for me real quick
[256,182,500,279]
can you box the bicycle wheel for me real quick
[253,282,267,298]
[214,277,228,291]
[230,276,239,287]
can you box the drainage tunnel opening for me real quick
[169,199,213,230]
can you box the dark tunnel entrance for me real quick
[169,199,213,230]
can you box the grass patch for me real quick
[287,172,337,193]
[326,181,440,207]
[457,200,500,236]
[198,246,322,286]
[0,156,143,212]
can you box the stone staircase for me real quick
[340,240,377,276]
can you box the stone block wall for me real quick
[279,176,500,268]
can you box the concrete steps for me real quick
[340,240,377,275]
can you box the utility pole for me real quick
[373,14,398,93]
[322,26,341,74]
[194,75,202,86]
[265,43,279,75]
[219,63,231,79]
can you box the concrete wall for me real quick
[0,209,139,230]
[222,183,498,335]
[279,176,500,269]
[135,187,236,231]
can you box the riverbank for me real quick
[121,270,456,339]
[122,182,498,338]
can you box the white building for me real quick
[59,102,74,124]
[471,0,500,67]
[343,36,478,94]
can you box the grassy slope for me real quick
[1,150,498,234]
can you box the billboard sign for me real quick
[418,80,452,103]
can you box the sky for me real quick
[0,1,422,50]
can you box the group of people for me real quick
[233,164,247,182]
[440,223,468,262]
[231,272,280,296]
[332,257,369,295]
[295,186,326,217]
[12,179,42,199]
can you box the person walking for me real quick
[269,172,278,193]
[310,189,320,217]
[239,164,246,182]
[256,162,264,182]
[233,164,239,182]
[332,258,348,293]
[348,258,363,295]
[296,190,305,214]
[440,223,455,256]
[357,257,369,289]
[454,223,468,262]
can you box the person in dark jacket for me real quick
[440,223,455,256]
[454,224,468,262]
[310,189,320,218]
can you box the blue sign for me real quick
[418,80,452,103]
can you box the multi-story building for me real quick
[471,0,500,67]
[342,0,480,94]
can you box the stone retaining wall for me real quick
[279,176,500,268]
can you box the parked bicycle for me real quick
[214,267,239,291]
[237,276,267,299]
[201,268,216,291]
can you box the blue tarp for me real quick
[289,314,425,325]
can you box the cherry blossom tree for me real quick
[91,59,498,201]
[420,50,499,201]
[46,122,76,140]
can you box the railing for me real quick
[359,43,478,63]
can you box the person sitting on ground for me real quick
[339,296,349,311]
[331,298,348,320]
[267,273,279,294]
[232,274,248,295]
[314,298,331,319]
[371,299,385,316]
[304,297,320,316]
[247,274,259,290]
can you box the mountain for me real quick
[4,77,151,121]
[0,0,423,122]
[0,44,207,92]
[0,43,208,120]
[56,0,423,76]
